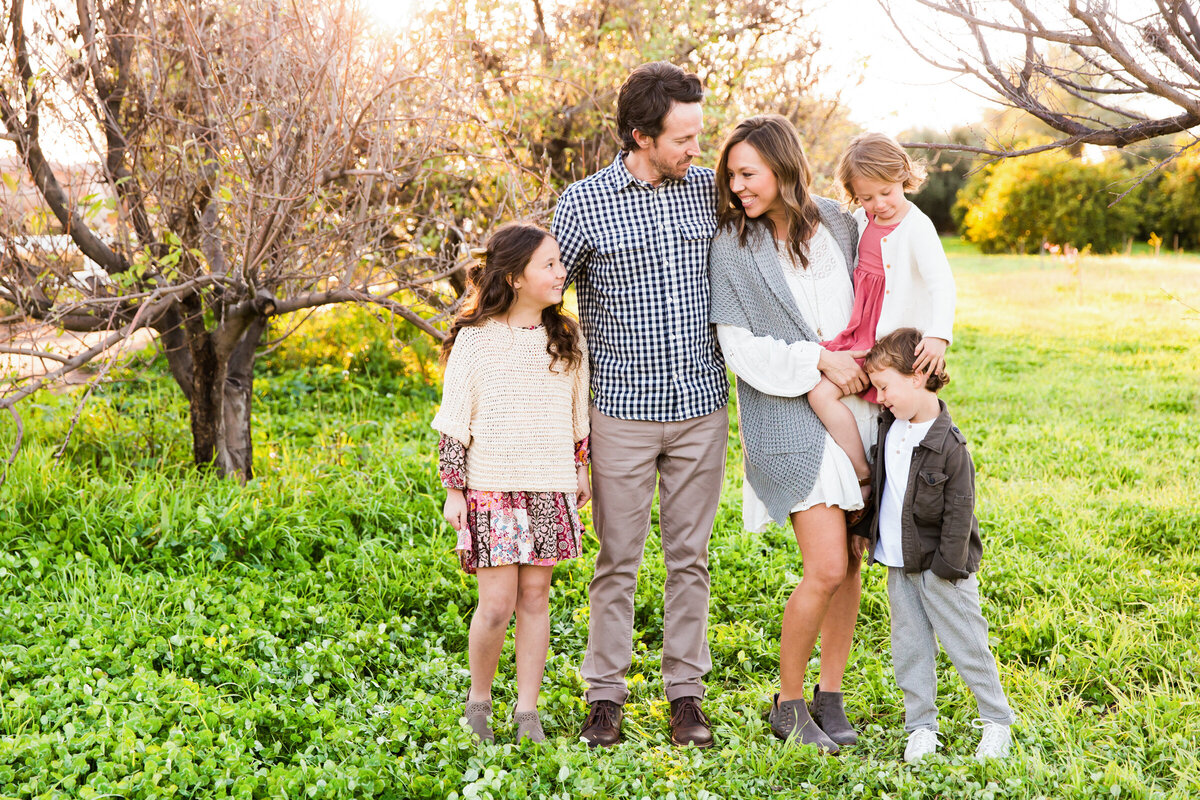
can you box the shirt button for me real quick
[882,238,887,243]
[886,289,890,294]
[886,264,891,269]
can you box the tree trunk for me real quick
[188,326,223,470]
[216,316,268,482]
[162,296,269,482]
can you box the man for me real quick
[551,61,729,748]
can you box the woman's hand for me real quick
[913,337,948,376]
[443,488,468,532]
[576,465,592,509]
[817,348,870,395]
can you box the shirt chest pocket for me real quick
[676,220,716,266]
[592,229,655,293]
[912,470,947,522]
[677,220,717,242]
[596,229,650,257]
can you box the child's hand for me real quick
[443,489,468,532]
[850,535,869,561]
[913,337,948,376]
[576,465,592,509]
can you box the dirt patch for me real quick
[1,322,157,387]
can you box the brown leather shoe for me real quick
[669,696,714,749]
[580,700,622,748]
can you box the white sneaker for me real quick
[973,720,1012,759]
[904,728,939,762]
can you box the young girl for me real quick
[807,132,956,522]
[432,222,591,744]
[862,328,1014,762]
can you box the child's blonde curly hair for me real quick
[834,132,927,203]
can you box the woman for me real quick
[708,115,876,753]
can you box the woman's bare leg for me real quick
[778,504,851,701]
[811,545,862,692]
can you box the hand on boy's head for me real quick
[913,337,948,376]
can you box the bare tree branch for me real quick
[882,0,1200,160]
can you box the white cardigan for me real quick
[855,203,956,343]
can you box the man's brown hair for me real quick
[616,62,703,152]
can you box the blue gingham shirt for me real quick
[551,154,728,422]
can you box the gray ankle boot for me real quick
[464,697,494,743]
[769,693,839,754]
[809,684,858,746]
[514,710,546,743]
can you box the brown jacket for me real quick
[865,400,982,580]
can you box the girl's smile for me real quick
[506,236,566,325]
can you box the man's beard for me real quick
[650,150,690,181]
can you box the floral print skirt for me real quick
[456,489,585,574]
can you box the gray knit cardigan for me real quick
[708,196,859,525]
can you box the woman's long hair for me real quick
[441,222,582,372]
[716,115,824,268]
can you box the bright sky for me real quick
[810,0,991,136]
[3,0,992,165]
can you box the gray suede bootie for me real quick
[769,693,839,754]
[808,684,858,746]
[463,697,494,743]
[514,710,546,743]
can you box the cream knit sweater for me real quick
[432,319,590,493]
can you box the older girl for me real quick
[433,222,591,744]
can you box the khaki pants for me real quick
[581,407,729,704]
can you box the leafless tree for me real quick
[880,0,1200,163]
[1,0,852,483]
[0,0,527,481]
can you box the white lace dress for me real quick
[716,223,878,532]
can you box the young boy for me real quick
[863,327,1015,762]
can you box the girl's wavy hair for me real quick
[441,222,583,372]
[864,327,950,392]
[716,114,824,268]
[834,132,927,204]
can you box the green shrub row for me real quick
[947,147,1200,254]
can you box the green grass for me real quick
[1,255,1198,798]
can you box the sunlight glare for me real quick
[359,0,417,31]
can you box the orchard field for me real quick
[1,244,1198,799]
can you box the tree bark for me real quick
[187,325,222,471]
[217,315,267,483]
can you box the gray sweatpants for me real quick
[887,568,1015,731]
